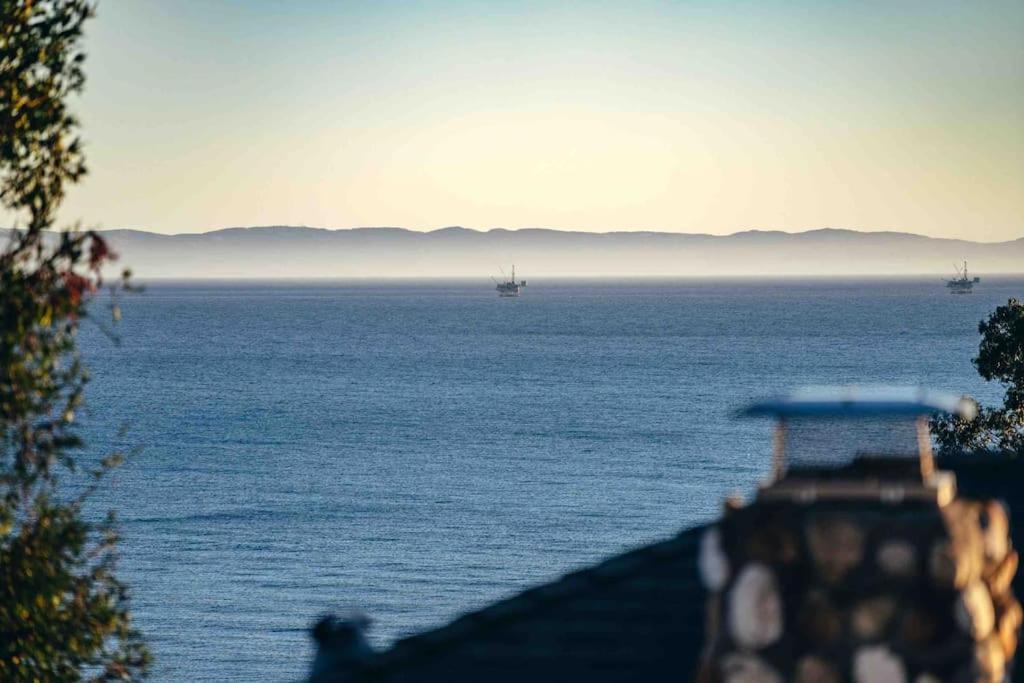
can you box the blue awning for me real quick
[739,386,977,420]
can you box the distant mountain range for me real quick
[4,226,1022,278]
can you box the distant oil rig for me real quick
[493,265,526,297]
[945,260,980,294]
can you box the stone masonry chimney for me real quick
[697,388,1021,683]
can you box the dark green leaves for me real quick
[933,299,1024,457]
[1,2,150,680]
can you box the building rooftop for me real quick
[311,526,708,682]
[309,456,1024,682]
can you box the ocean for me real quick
[74,278,1020,681]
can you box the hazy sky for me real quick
[46,1,1024,239]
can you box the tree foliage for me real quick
[933,298,1024,457]
[1,1,149,679]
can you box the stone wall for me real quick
[697,485,1021,682]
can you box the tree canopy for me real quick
[1,0,149,679]
[933,298,1024,457]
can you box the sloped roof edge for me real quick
[358,525,706,676]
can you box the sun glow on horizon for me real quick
[30,0,1024,241]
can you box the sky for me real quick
[43,1,1024,240]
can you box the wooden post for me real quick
[917,416,934,480]
[772,420,787,482]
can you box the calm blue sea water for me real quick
[74,278,1021,681]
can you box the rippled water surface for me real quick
[75,278,1022,680]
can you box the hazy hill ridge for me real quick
[4,226,1022,278]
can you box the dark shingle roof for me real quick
[346,526,707,682]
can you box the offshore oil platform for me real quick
[493,265,526,297]
[946,260,981,294]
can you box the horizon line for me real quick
[122,272,1024,283]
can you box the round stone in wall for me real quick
[727,563,783,650]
